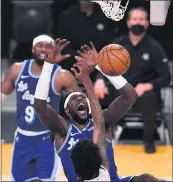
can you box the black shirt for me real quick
[58,5,116,53]
[57,4,117,82]
[112,34,171,90]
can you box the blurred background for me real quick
[1,0,173,180]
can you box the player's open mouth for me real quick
[39,53,47,59]
[77,103,86,114]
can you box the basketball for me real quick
[97,44,131,76]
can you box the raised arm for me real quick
[71,57,109,170]
[34,98,68,136]
[34,39,71,136]
[77,42,137,125]
[1,63,21,101]
[95,66,137,124]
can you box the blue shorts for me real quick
[11,131,58,181]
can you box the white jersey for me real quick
[85,166,111,181]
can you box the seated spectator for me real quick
[95,7,171,153]
[57,0,117,82]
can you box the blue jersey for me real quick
[57,119,118,182]
[15,59,62,132]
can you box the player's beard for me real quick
[33,53,44,66]
[70,108,89,125]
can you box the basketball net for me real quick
[90,0,129,21]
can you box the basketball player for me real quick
[1,35,81,181]
[70,57,110,181]
[35,41,166,182]
[74,42,167,182]
[71,139,110,182]
[34,40,135,181]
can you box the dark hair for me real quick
[70,139,103,180]
[127,7,149,20]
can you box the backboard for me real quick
[150,0,171,26]
[91,0,171,26]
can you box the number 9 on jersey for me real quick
[25,106,35,124]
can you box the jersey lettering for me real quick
[17,80,51,124]
[15,60,61,131]
[17,81,28,92]
[22,90,35,105]
[67,138,79,151]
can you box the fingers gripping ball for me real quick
[97,44,131,76]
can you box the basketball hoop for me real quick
[91,0,129,21]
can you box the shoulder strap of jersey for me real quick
[15,59,29,86]
[51,63,61,76]
[22,59,31,75]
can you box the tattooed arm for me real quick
[85,79,108,169]
[72,56,109,170]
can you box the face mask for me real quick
[130,24,146,35]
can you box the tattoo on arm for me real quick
[84,79,108,169]
[94,123,108,168]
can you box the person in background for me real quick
[1,35,80,181]
[95,7,171,153]
[57,0,117,84]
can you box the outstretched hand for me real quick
[77,41,99,71]
[47,38,71,64]
[71,56,90,84]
